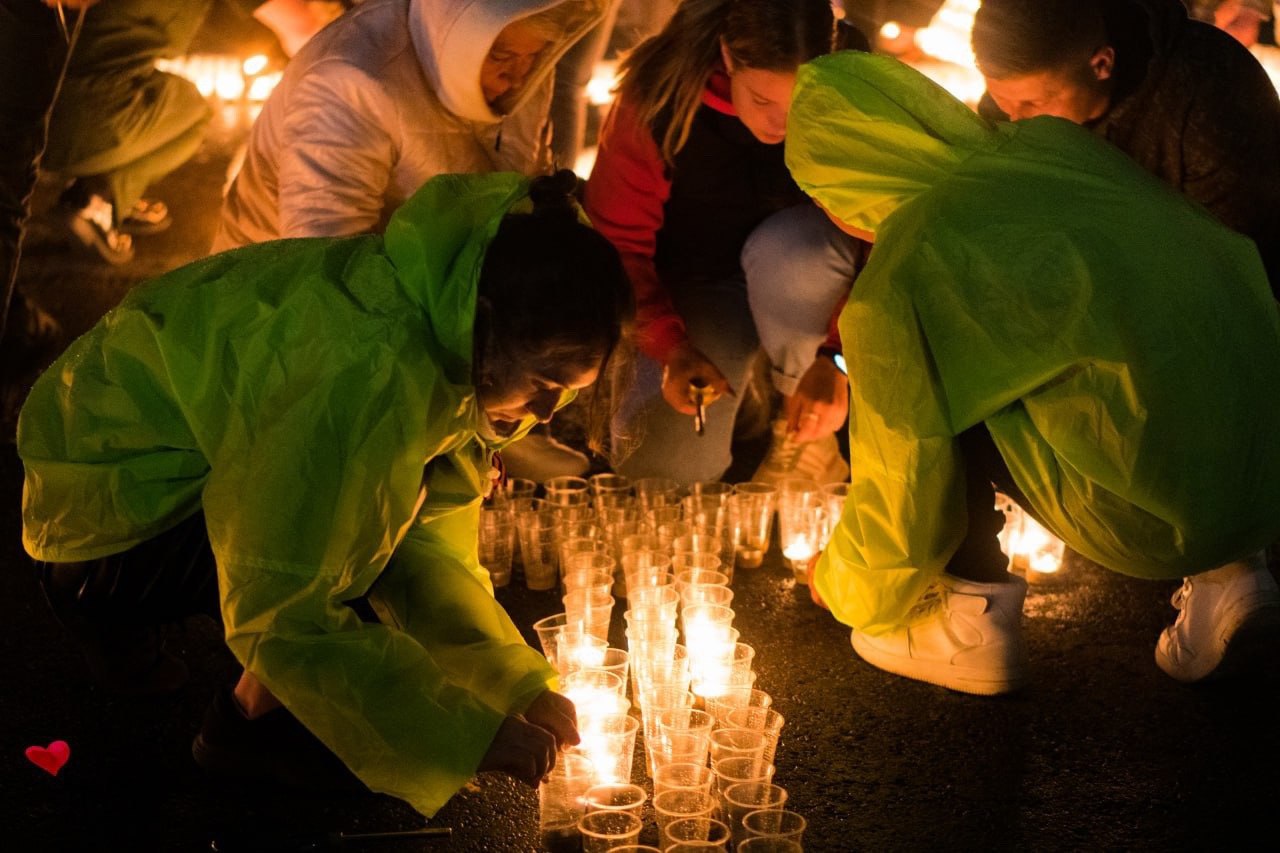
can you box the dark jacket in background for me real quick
[983,0,1280,294]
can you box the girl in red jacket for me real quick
[585,0,865,483]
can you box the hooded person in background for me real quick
[971,0,1280,292]
[786,51,1280,695]
[215,0,607,483]
[20,171,634,813]
[214,0,604,249]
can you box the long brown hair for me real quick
[616,0,836,164]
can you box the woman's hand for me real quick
[521,689,580,751]
[785,356,848,443]
[661,341,733,415]
[477,714,560,787]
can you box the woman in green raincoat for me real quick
[18,170,634,816]
[785,52,1280,695]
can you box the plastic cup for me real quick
[583,782,647,819]
[478,507,516,587]
[518,508,561,590]
[664,816,731,850]
[539,752,593,853]
[576,713,639,784]
[722,783,788,846]
[777,494,826,585]
[633,476,683,511]
[711,756,775,797]
[724,707,785,766]
[737,837,803,852]
[706,688,772,728]
[709,727,768,766]
[742,808,807,841]
[729,484,777,569]
[653,788,718,838]
[577,809,642,853]
[563,588,614,641]
[653,761,715,799]
[544,475,590,506]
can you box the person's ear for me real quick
[1089,45,1115,83]
[720,37,736,74]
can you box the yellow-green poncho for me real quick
[786,53,1280,635]
[18,173,559,816]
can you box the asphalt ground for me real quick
[4,97,1280,853]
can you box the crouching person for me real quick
[786,53,1280,695]
[18,171,634,815]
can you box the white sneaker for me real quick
[499,431,589,482]
[751,420,848,485]
[1154,551,1280,683]
[851,573,1029,695]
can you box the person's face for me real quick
[476,349,602,436]
[983,48,1115,124]
[480,19,553,106]
[721,42,797,145]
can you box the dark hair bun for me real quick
[528,169,580,219]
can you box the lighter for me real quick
[688,378,710,436]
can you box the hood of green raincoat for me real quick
[785,52,1006,236]
[384,171,533,389]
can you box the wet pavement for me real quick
[5,105,1280,853]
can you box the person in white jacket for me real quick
[213,0,603,250]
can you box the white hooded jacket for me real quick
[213,0,601,250]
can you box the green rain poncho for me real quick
[786,53,1280,635]
[19,173,560,815]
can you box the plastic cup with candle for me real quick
[634,476,683,511]
[742,808,806,842]
[777,497,827,586]
[646,502,685,532]
[721,782,788,847]
[687,480,734,503]
[577,809,642,853]
[691,642,755,702]
[663,816,731,851]
[554,629,609,677]
[672,561,727,594]
[653,789,718,838]
[575,713,638,784]
[656,519,695,551]
[631,642,689,698]
[562,588,614,641]
[564,550,616,585]
[680,582,734,611]
[680,603,735,647]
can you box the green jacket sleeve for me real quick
[368,507,556,718]
[813,227,969,635]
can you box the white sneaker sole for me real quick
[1157,596,1280,683]
[851,631,1027,696]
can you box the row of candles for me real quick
[490,474,810,851]
[479,473,1064,850]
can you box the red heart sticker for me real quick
[25,740,70,776]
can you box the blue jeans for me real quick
[615,204,861,481]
